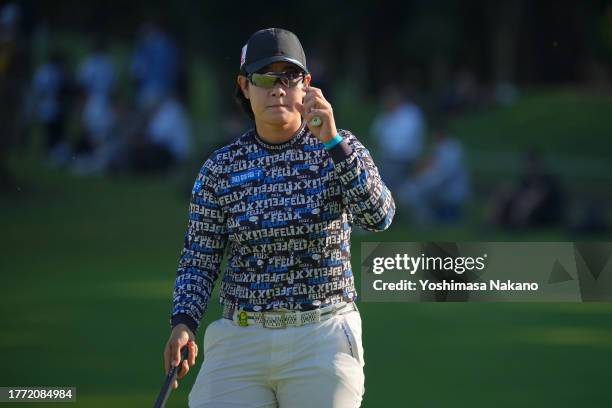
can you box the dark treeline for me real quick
[25,0,611,93]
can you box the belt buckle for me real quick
[263,309,288,329]
[237,310,249,327]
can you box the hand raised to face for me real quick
[296,85,338,142]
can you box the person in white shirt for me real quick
[371,86,425,191]
[146,96,192,162]
[77,39,117,148]
[399,123,470,225]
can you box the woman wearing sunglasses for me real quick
[164,28,395,408]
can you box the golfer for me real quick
[163,27,395,407]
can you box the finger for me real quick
[174,341,187,367]
[303,98,317,113]
[305,96,330,116]
[307,108,331,120]
[168,341,180,369]
[303,106,327,122]
[163,344,171,373]
[315,94,330,108]
[301,108,314,124]
[306,88,328,105]
[302,91,315,107]
[173,380,178,390]
[306,85,322,95]
[304,88,325,104]
[309,95,331,112]
[188,341,197,365]
[177,360,189,379]
[173,343,183,367]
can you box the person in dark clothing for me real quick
[490,150,565,228]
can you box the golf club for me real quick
[153,346,190,408]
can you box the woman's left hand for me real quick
[296,86,338,142]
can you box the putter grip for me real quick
[153,346,190,408]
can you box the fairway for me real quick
[1,160,612,407]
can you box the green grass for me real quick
[2,158,612,407]
[453,87,612,195]
[453,87,612,159]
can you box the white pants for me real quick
[188,309,365,408]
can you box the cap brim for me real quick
[244,56,308,75]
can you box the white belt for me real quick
[226,302,356,329]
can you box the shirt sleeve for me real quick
[327,129,396,232]
[170,157,228,334]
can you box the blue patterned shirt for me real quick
[171,122,395,333]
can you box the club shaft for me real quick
[153,347,190,408]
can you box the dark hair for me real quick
[234,76,255,120]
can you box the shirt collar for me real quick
[253,121,307,151]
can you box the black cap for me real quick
[239,28,308,75]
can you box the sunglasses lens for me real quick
[250,73,278,88]
[250,71,304,88]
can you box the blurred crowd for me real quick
[0,0,194,177]
[370,86,472,227]
[26,20,192,175]
[2,1,609,235]
[369,84,608,235]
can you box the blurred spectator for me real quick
[77,37,117,144]
[72,37,117,172]
[437,67,481,113]
[130,21,180,108]
[121,95,192,174]
[489,150,565,228]
[494,82,520,107]
[29,49,73,165]
[398,122,470,226]
[146,95,191,162]
[371,86,425,191]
